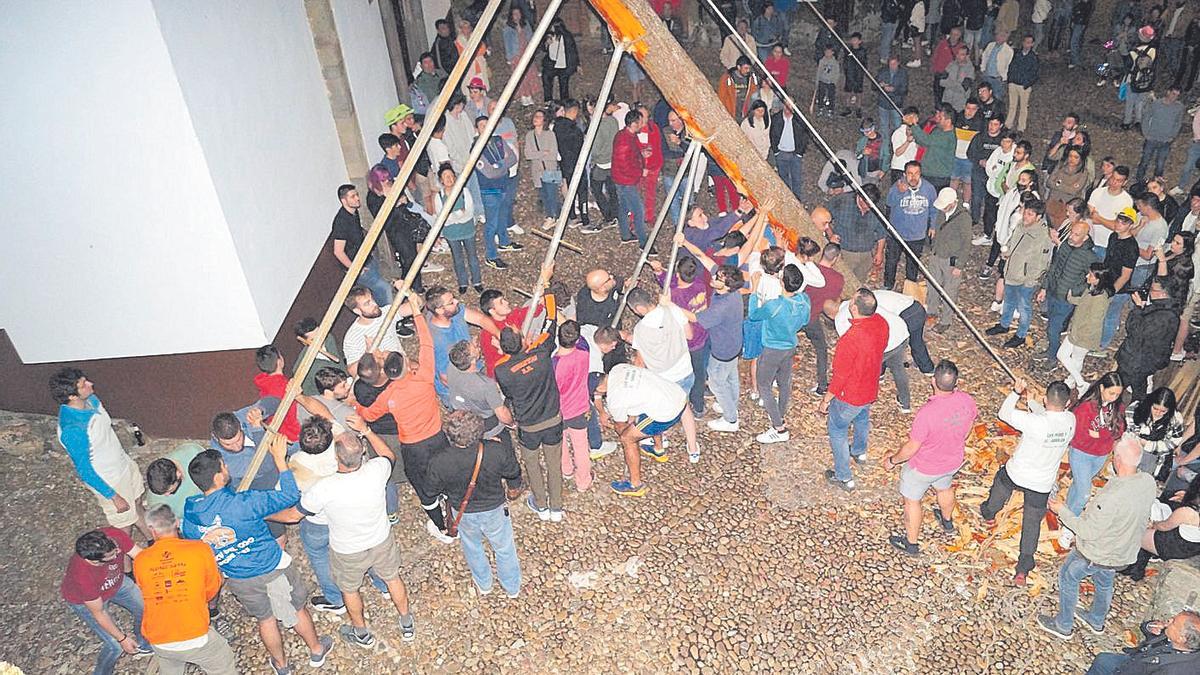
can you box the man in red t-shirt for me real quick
[252,345,333,442]
[803,244,847,396]
[882,360,979,555]
[478,289,548,377]
[60,528,152,670]
[819,289,889,492]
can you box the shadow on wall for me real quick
[0,237,353,438]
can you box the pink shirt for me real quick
[553,347,590,420]
[908,390,979,475]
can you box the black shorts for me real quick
[518,421,563,450]
[1154,529,1200,560]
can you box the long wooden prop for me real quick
[609,140,702,328]
[236,0,504,490]
[701,0,1019,381]
[371,0,568,351]
[521,43,627,338]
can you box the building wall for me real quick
[331,0,401,163]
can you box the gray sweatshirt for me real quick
[591,116,618,167]
[1057,472,1157,567]
[1142,98,1186,143]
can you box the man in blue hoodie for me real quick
[748,264,811,445]
[183,440,333,675]
[52,368,152,539]
[885,160,939,288]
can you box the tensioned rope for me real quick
[235,0,508,490]
[803,2,904,117]
[703,0,1019,382]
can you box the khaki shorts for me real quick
[93,458,146,528]
[331,537,401,592]
[224,565,309,621]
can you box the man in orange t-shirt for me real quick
[132,504,243,674]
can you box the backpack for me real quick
[1130,45,1157,93]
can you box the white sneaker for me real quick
[509,224,525,235]
[548,510,564,523]
[589,441,618,460]
[707,418,739,433]
[1058,528,1075,548]
[688,446,701,464]
[990,301,1002,313]
[1170,351,1185,362]
[748,390,760,401]
[711,400,724,415]
[422,261,446,273]
[639,437,670,450]
[906,59,922,68]
[520,95,534,107]
[425,520,455,544]
[1169,186,1186,197]
[756,428,790,444]
[972,234,991,246]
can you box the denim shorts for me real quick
[952,157,972,180]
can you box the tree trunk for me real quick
[585,0,862,290]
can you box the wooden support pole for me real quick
[521,43,627,338]
[610,140,702,328]
[529,227,584,254]
[235,0,504,491]
[584,0,863,291]
[662,143,704,289]
[373,0,568,350]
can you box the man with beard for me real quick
[424,286,498,406]
[341,285,412,378]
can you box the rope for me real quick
[701,0,1019,382]
[803,2,905,117]
[234,0,507,491]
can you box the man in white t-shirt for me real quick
[627,288,699,462]
[1133,193,1170,286]
[342,285,409,377]
[980,379,1076,586]
[890,107,921,183]
[296,427,416,647]
[1086,166,1133,254]
[597,354,699,496]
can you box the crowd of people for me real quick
[49,1,1200,673]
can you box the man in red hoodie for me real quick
[819,288,890,492]
[612,110,648,247]
[635,105,664,229]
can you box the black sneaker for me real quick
[498,242,523,252]
[309,635,335,667]
[485,258,509,270]
[473,284,485,294]
[620,237,637,245]
[458,285,468,294]
[1002,335,1026,349]
[984,324,1010,336]
[396,319,415,339]
[888,533,920,556]
[1036,614,1073,640]
[338,624,376,648]
[977,267,994,280]
[823,469,856,492]
[310,595,347,615]
[932,504,956,534]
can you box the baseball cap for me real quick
[384,104,414,126]
[467,76,487,90]
[933,187,958,211]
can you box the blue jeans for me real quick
[707,355,740,424]
[827,397,870,482]
[1179,141,1200,189]
[774,152,803,201]
[357,257,394,307]
[68,576,152,675]
[880,22,897,62]
[539,180,562,217]
[661,167,687,227]
[1066,447,1110,516]
[1052,549,1116,632]
[615,183,647,244]
[457,504,521,594]
[1000,283,1036,337]
[1086,653,1132,675]
[1045,296,1075,361]
[298,519,387,606]
[480,190,511,260]
[1137,139,1172,181]
[1070,24,1086,67]
[448,237,482,287]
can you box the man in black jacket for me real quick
[553,100,588,229]
[769,105,809,201]
[1087,611,1200,675]
[1116,277,1181,401]
[1006,34,1040,133]
[425,410,524,598]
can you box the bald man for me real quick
[575,270,633,458]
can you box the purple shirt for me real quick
[908,390,979,475]
[657,268,712,350]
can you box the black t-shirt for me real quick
[353,379,398,435]
[574,277,623,328]
[494,329,560,426]
[1104,233,1140,293]
[332,207,366,266]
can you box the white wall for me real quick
[151,1,348,339]
[331,0,400,164]
[0,0,266,363]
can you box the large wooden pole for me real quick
[584,0,863,290]
[235,0,505,491]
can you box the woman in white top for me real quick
[740,100,771,160]
[523,109,561,228]
[720,18,757,70]
[432,165,481,293]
